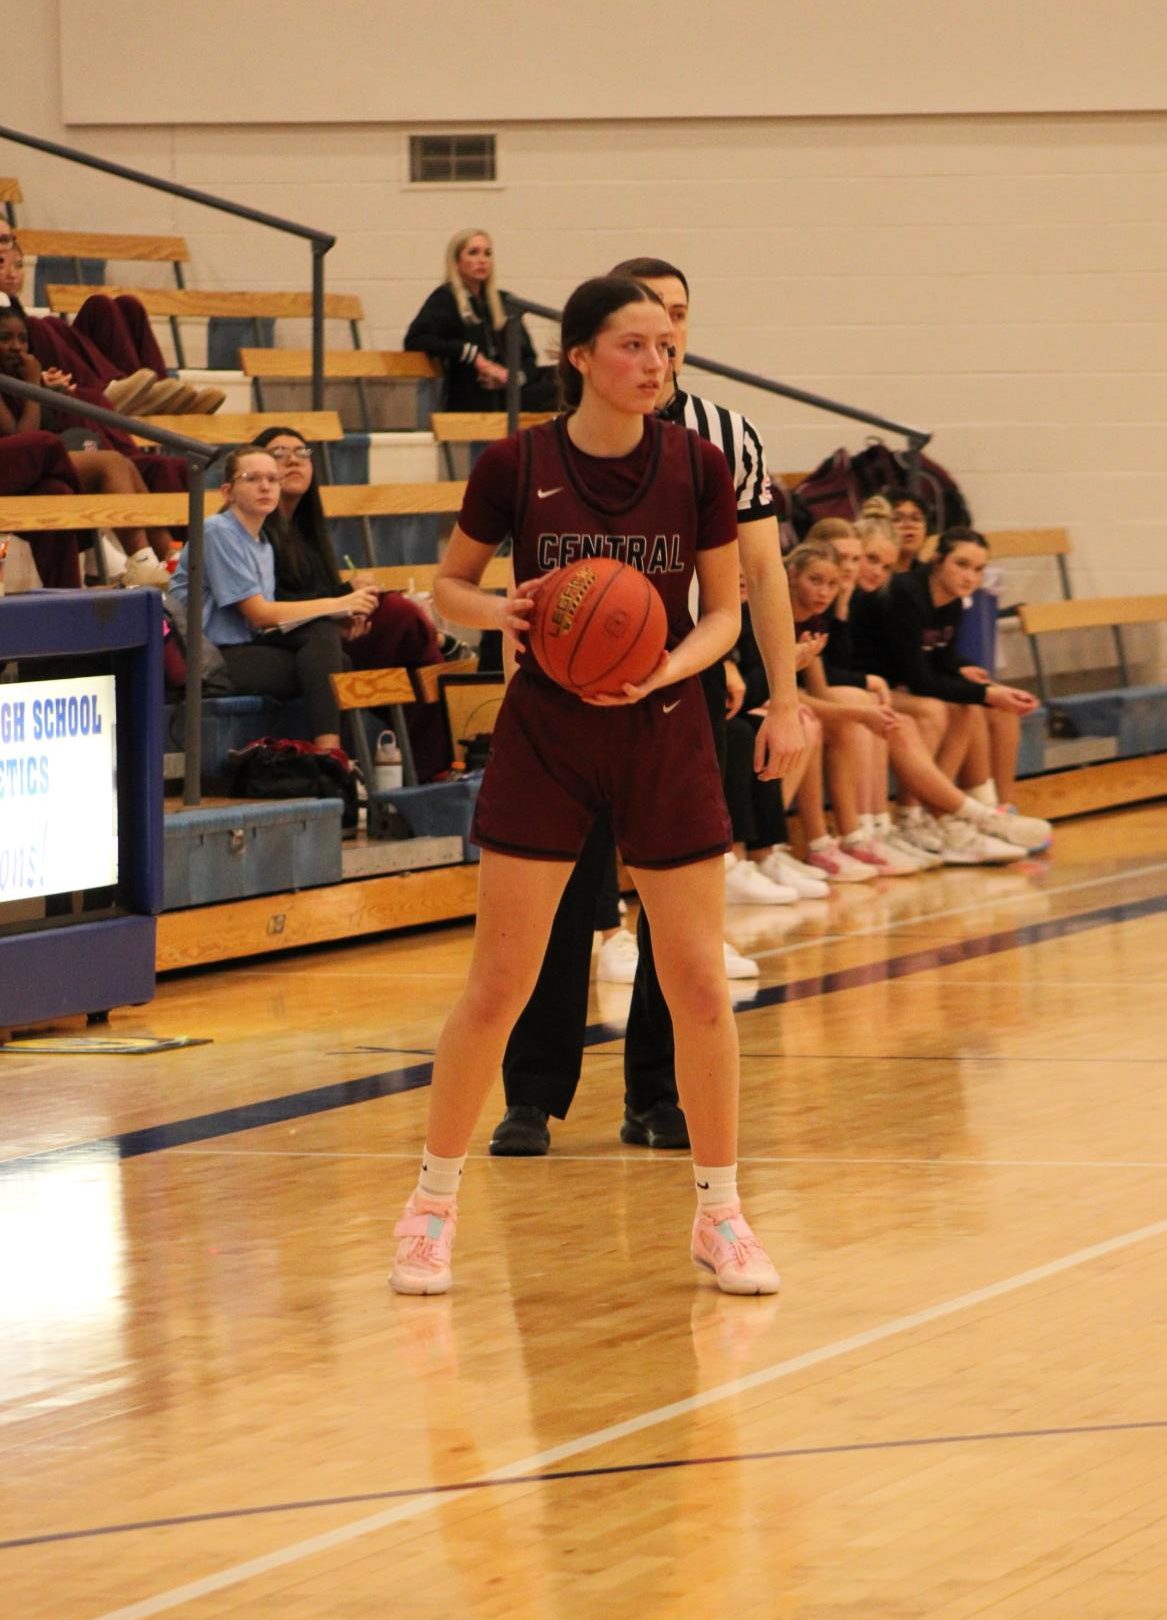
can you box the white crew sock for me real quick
[694,1162,738,1212]
[968,780,999,807]
[809,834,835,852]
[128,546,156,564]
[417,1148,465,1202]
[874,811,893,836]
[839,828,865,849]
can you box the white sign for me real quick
[0,675,118,900]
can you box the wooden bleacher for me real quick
[239,348,442,430]
[131,408,345,446]
[239,349,440,381]
[20,229,189,281]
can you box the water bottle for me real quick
[373,729,403,792]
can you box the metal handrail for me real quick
[0,372,214,806]
[501,292,932,456]
[0,125,335,409]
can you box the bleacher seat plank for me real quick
[330,668,416,709]
[0,492,216,530]
[430,411,558,441]
[347,558,512,593]
[322,481,466,517]
[0,178,25,204]
[240,349,440,380]
[1019,594,1167,635]
[985,527,1072,560]
[20,230,189,264]
[132,409,345,444]
[46,286,363,320]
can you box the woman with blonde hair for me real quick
[404,228,557,412]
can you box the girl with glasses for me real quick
[169,447,378,749]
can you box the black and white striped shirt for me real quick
[661,389,772,523]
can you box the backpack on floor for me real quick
[227,737,360,829]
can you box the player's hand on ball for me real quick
[499,579,539,649]
[583,649,670,706]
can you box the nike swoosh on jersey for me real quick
[536,485,563,499]
[662,699,682,713]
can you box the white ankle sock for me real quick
[958,794,992,822]
[874,811,892,836]
[129,546,155,564]
[417,1148,465,1202]
[694,1162,738,1212]
[809,835,834,852]
[839,829,864,849]
[969,780,999,807]
[859,813,875,839]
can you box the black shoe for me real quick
[489,1104,551,1157]
[619,1103,690,1150]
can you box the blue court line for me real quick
[4,887,1166,1176]
[3,1418,1163,1551]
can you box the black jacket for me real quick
[404,283,539,412]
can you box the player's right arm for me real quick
[434,525,536,649]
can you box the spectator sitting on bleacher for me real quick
[0,428,84,588]
[252,425,453,779]
[169,446,379,751]
[0,306,176,587]
[404,228,557,413]
[0,234,220,416]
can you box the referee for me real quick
[491,257,803,1156]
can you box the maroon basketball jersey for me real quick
[513,416,706,654]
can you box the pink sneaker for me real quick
[691,1202,781,1295]
[390,1192,457,1295]
[804,838,877,883]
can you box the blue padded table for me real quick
[0,589,164,1028]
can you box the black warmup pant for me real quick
[502,663,727,1120]
[219,620,349,739]
[724,713,789,851]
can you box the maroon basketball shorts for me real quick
[471,667,731,869]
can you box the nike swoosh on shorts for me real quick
[536,486,563,499]
[662,699,681,714]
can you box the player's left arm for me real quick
[738,513,803,781]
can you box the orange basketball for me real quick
[529,557,667,698]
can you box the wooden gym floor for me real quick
[2,803,1166,1619]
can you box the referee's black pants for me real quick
[501,663,727,1120]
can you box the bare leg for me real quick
[631,857,738,1165]
[788,713,825,834]
[817,708,869,837]
[957,706,992,790]
[936,701,975,782]
[987,708,1021,803]
[68,449,174,558]
[423,850,574,1157]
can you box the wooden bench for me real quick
[1017,593,1167,756]
[20,229,189,289]
[239,348,442,430]
[45,286,365,370]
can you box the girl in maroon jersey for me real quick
[390,276,780,1298]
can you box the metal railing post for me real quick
[504,307,522,436]
[182,463,205,806]
[311,240,327,412]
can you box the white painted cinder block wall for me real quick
[6,1,1164,678]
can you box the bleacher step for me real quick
[1043,735,1119,769]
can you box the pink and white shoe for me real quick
[805,838,878,883]
[691,1202,781,1295]
[390,1192,457,1295]
[844,836,922,876]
